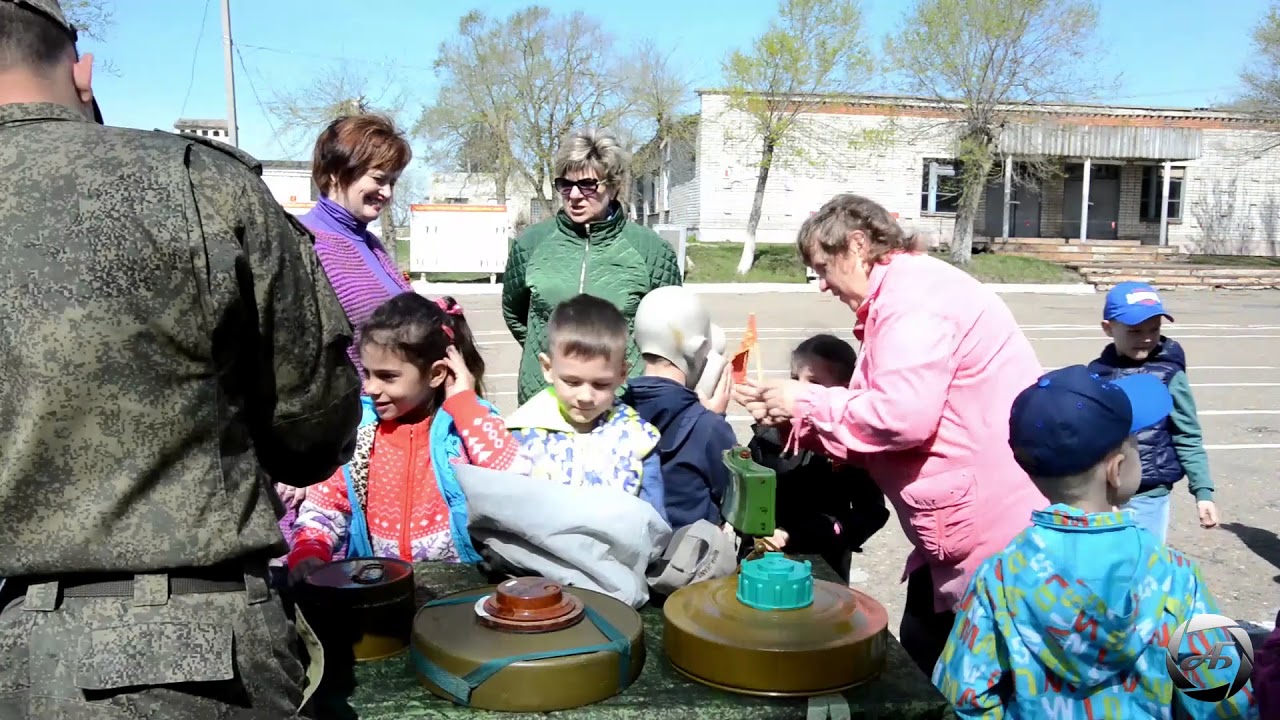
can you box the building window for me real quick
[530,198,555,223]
[442,197,468,204]
[921,159,963,214]
[1139,165,1184,222]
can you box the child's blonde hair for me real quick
[546,294,628,366]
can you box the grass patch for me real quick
[1188,254,1280,268]
[684,242,1081,284]
[394,238,410,268]
[685,242,809,283]
[422,272,496,283]
[395,237,1081,285]
[952,252,1084,284]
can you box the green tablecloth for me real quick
[341,559,956,720]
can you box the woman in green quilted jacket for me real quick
[502,128,684,404]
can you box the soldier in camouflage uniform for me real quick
[0,1,363,717]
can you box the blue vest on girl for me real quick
[1087,338,1186,490]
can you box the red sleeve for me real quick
[443,390,519,471]
[287,538,333,567]
[286,468,351,567]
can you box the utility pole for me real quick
[221,0,239,147]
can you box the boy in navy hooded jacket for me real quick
[747,334,888,580]
[623,286,737,529]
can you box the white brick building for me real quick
[633,92,1280,255]
[173,118,230,142]
[426,172,554,230]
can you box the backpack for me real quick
[646,520,741,596]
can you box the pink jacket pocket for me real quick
[897,467,978,564]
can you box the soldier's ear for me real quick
[72,52,95,113]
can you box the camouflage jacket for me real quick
[0,103,362,576]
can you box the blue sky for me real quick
[81,0,1271,180]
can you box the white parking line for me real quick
[721,410,1280,420]
[1031,335,1280,341]
[719,416,1280,451]
[477,335,1280,349]
[1193,383,1280,388]
[482,367,1276,381]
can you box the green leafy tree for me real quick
[1243,4,1280,114]
[885,0,1107,264]
[721,0,872,274]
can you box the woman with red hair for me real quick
[278,114,414,542]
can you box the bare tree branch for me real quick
[63,0,118,75]
[63,0,112,41]
[265,63,414,251]
[266,64,408,154]
[619,40,696,172]
[418,7,631,208]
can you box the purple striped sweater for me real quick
[278,206,408,554]
[300,203,411,377]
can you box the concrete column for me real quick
[1079,157,1092,243]
[1159,160,1172,247]
[1001,156,1013,242]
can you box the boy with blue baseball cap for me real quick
[932,366,1254,719]
[1089,281,1218,543]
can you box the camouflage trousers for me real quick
[0,566,315,719]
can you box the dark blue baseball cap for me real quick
[1009,365,1173,477]
[1103,281,1175,325]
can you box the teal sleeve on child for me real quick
[1168,371,1214,502]
[932,567,1009,717]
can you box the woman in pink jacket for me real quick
[735,194,1047,673]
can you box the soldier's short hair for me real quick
[311,114,413,197]
[547,294,629,366]
[0,3,74,71]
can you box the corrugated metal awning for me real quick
[996,122,1202,160]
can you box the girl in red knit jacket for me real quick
[287,293,519,583]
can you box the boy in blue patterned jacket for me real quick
[504,294,668,523]
[933,365,1255,719]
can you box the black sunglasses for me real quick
[554,177,601,198]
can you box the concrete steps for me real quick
[975,237,1280,289]
[987,238,1187,266]
[1074,262,1280,290]
[985,237,1149,248]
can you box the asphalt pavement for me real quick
[443,287,1280,632]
